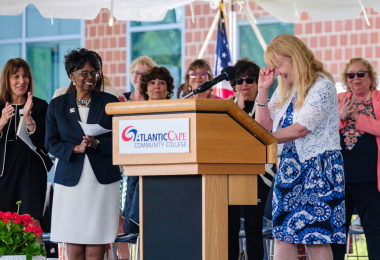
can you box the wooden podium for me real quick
[106,99,277,260]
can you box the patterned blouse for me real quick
[341,98,376,150]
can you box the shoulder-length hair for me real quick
[341,57,378,91]
[264,34,334,109]
[0,58,34,104]
[183,59,214,95]
[139,67,174,100]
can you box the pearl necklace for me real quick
[351,90,371,103]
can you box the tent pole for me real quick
[241,3,266,51]
[197,10,220,59]
[229,2,237,64]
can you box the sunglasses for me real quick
[346,71,368,79]
[234,77,256,85]
[189,70,209,78]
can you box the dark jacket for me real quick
[0,97,53,175]
[45,89,121,187]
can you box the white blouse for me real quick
[269,74,341,163]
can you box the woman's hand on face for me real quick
[340,96,355,121]
[258,67,275,92]
[23,92,33,120]
[0,102,15,126]
[83,135,96,149]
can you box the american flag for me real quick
[213,10,234,99]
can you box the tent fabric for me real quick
[1,0,380,23]
[254,0,380,23]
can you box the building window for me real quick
[126,8,185,97]
[238,19,293,97]
[0,5,84,102]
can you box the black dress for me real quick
[0,97,52,219]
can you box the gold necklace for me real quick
[76,98,91,108]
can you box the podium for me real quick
[106,99,277,260]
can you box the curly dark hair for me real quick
[64,48,101,93]
[139,67,174,100]
[230,58,260,91]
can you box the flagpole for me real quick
[229,1,237,64]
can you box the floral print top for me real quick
[341,98,376,150]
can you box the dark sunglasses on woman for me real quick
[234,77,256,85]
[346,71,368,79]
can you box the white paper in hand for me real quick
[78,121,112,136]
[16,116,36,150]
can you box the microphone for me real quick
[182,66,236,99]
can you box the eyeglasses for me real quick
[346,71,368,79]
[132,71,144,78]
[234,77,256,85]
[189,70,209,78]
[75,70,100,78]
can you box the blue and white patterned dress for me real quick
[272,96,346,244]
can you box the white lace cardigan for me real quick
[268,74,341,163]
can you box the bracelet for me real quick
[26,120,35,126]
[256,101,268,107]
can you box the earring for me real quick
[73,81,76,86]
[188,85,192,92]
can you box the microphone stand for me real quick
[182,92,195,99]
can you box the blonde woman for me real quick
[124,56,157,101]
[256,34,345,260]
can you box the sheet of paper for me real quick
[78,121,112,136]
[16,116,36,150]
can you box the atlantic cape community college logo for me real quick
[119,118,190,154]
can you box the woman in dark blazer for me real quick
[45,49,120,260]
[0,58,52,233]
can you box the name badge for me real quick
[19,109,23,115]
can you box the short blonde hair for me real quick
[129,56,157,78]
[264,34,334,109]
[341,57,378,91]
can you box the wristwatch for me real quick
[26,120,35,126]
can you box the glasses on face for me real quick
[75,70,100,79]
[346,71,368,79]
[132,71,144,78]
[234,77,256,85]
[189,70,209,78]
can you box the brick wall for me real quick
[85,9,127,92]
[295,8,380,82]
[85,4,380,90]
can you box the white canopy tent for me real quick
[1,0,379,23]
[2,0,380,62]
